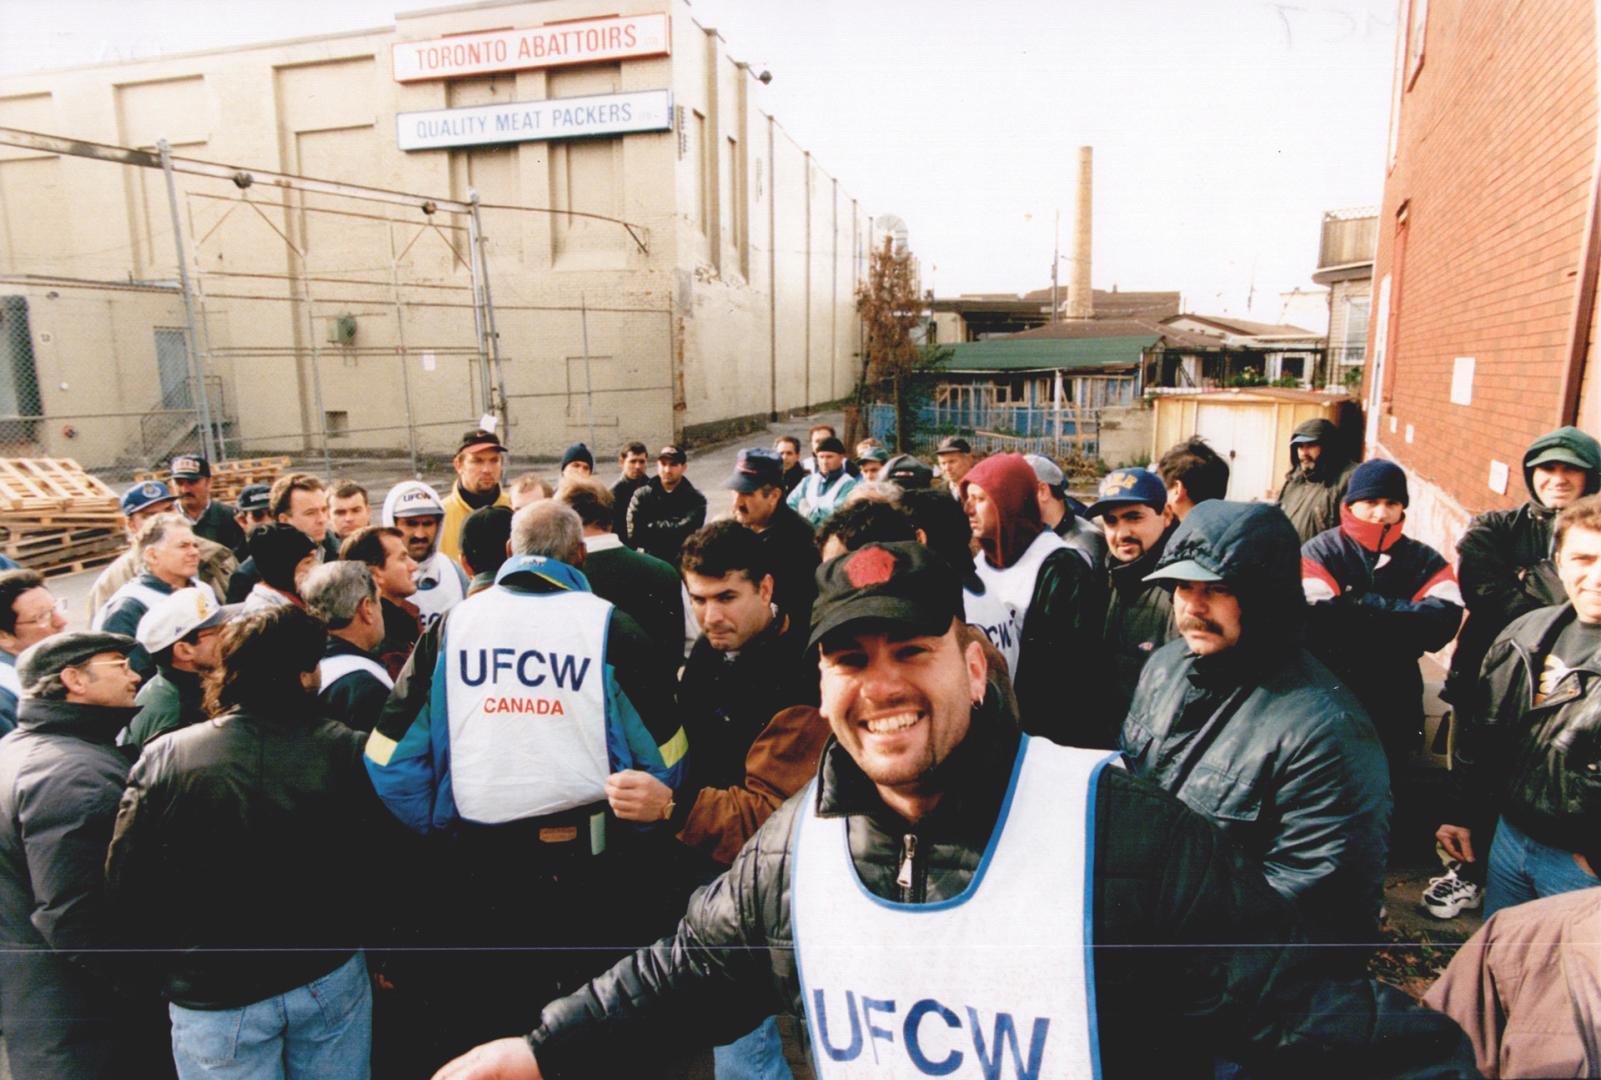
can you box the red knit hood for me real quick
[961,453,1044,568]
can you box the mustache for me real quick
[1177,616,1223,635]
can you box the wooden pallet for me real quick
[0,458,119,514]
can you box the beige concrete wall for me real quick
[0,0,867,462]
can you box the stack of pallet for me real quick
[133,456,291,505]
[0,459,123,578]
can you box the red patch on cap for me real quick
[844,547,897,588]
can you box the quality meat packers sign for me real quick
[392,13,671,82]
[396,89,674,151]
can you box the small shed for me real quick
[1150,388,1362,502]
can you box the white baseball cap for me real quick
[136,587,237,655]
[382,480,446,524]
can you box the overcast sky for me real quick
[2,0,1398,328]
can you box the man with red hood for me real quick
[1301,458,1463,787]
[962,453,1105,745]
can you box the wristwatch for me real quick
[660,799,676,822]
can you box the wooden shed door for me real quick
[1194,403,1277,502]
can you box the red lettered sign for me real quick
[392,13,671,82]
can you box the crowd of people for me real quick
[2,416,1599,1078]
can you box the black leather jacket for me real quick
[1445,501,1563,700]
[1452,602,1601,851]
[525,716,1473,1079]
[105,703,382,1009]
[1121,640,1391,947]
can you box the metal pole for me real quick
[157,139,218,463]
[467,191,510,439]
[294,257,334,481]
[462,197,494,425]
[580,294,596,449]
[183,194,227,461]
[388,224,421,479]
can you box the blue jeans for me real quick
[169,951,372,1079]
[1485,816,1601,918]
[713,1015,792,1080]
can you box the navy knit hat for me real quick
[1344,459,1409,507]
[560,442,594,470]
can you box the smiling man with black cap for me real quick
[432,540,1475,1080]
[441,428,511,563]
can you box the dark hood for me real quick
[961,453,1045,569]
[1287,418,1349,481]
[1151,499,1305,650]
[1521,426,1601,505]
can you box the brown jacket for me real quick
[1424,886,1601,1078]
[675,704,831,866]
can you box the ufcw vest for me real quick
[969,530,1069,680]
[797,472,855,521]
[793,737,1112,1079]
[442,585,610,824]
[91,577,212,632]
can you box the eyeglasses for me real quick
[21,598,66,628]
[81,657,132,673]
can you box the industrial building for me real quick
[0,0,870,469]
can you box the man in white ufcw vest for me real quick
[382,480,469,632]
[960,453,1109,748]
[433,541,1476,1080]
[303,561,392,734]
[787,436,858,528]
[365,500,688,1060]
[93,512,217,678]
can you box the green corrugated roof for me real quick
[934,335,1157,372]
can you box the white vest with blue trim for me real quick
[797,471,855,521]
[968,529,1068,680]
[442,586,610,824]
[792,737,1111,1079]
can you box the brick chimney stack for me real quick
[1066,146,1094,319]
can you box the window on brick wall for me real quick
[1405,0,1428,89]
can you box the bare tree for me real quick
[854,236,925,451]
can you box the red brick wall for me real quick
[1368,0,1597,516]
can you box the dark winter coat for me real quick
[125,664,207,752]
[104,702,377,1009]
[1120,500,1391,947]
[0,698,148,1078]
[1302,509,1463,756]
[1445,425,1601,702]
[581,536,686,663]
[187,498,245,557]
[319,635,391,734]
[610,474,650,543]
[755,501,819,627]
[626,477,708,567]
[1277,418,1358,543]
[521,712,1474,1079]
[1450,602,1601,853]
[1100,522,1177,724]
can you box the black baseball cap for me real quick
[236,483,271,514]
[170,455,210,480]
[658,445,687,464]
[882,454,933,489]
[458,428,508,455]
[808,541,964,650]
[935,436,972,455]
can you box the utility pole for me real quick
[1050,208,1060,324]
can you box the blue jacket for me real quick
[363,555,686,835]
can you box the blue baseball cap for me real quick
[1085,467,1167,519]
[725,448,783,493]
[121,480,178,517]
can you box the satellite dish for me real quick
[873,214,909,256]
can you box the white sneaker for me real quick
[1422,866,1482,918]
